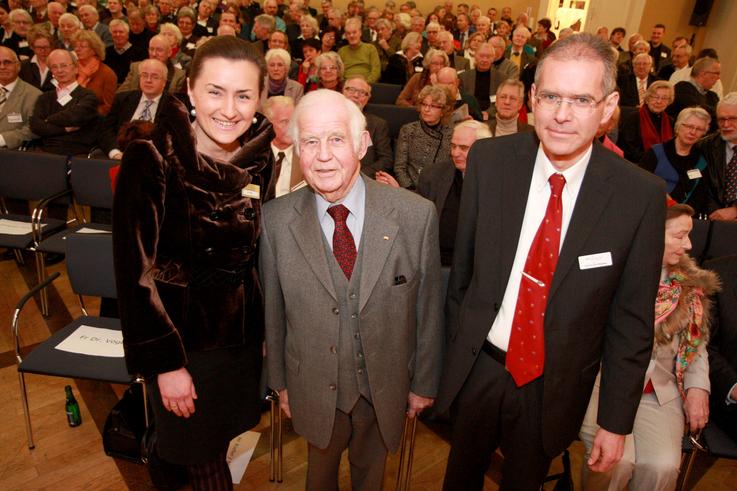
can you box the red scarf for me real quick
[639,105,673,153]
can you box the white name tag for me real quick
[489,95,497,103]
[687,168,702,179]
[57,93,72,106]
[18,40,29,48]
[414,66,423,72]
[578,252,613,270]
[207,26,214,33]
[186,42,196,50]
[242,183,260,199]
[661,52,667,58]
[7,113,23,123]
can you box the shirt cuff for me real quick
[726,382,737,405]
[0,135,6,147]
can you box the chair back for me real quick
[69,157,118,209]
[370,82,403,104]
[0,150,69,201]
[364,103,418,141]
[66,232,117,299]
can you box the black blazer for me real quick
[418,157,455,215]
[668,81,719,131]
[19,59,55,92]
[617,73,657,108]
[361,112,393,177]
[100,90,170,154]
[30,85,101,155]
[435,131,666,457]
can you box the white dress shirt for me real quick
[272,143,294,198]
[315,176,366,251]
[131,93,161,121]
[487,144,591,350]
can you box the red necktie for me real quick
[327,204,356,280]
[506,173,566,387]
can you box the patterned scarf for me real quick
[76,56,101,88]
[655,269,706,399]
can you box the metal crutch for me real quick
[395,415,418,491]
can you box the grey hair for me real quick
[633,53,652,65]
[674,43,693,56]
[496,78,524,98]
[265,47,291,66]
[401,31,422,51]
[288,89,367,156]
[345,17,362,30]
[301,15,319,35]
[691,57,719,76]
[9,8,33,22]
[717,91,737,111]
[645,80,673,103]
[396,12,411,29]
[254,14,276,32]
[59,12,83,28]
[375,18,392,31]
[633,40,650,53]
[159,23,183,44]
[262,95,295,120]
[78,4,99,19]
[675,106,711,132]
[109,18,129,32]
[314,51,344,78]
[513,26,531,39]
[454,119,492,140]
[423,48,448,69]
[534,32,618,97]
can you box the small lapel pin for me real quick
[383,235,389,240]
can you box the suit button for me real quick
[472,347,477,355]
[329,384,336,390]
[357,369,364,375]
[204,247,215,256]
[351,313,358,319]
[494,302,500,312]
[349,293,357,299]
[332,307,339,315]
[243,208,256,220]
[330,346,337,354]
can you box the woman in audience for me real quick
[310,50,343,92]
[177,7,200,57]
[72,30,117,115]
[320,26,338,53]
[395,48,448,106]
[296,38,320,89]
[290,14,319,60]
[113,36,275,490]
[261,48,303,104]
[159,22,191,70]
[4,8,33,59]
[58,12,82,50]
[619,80,674,163]
[579,200,718,491]
[143,5,160,33]
[20,24,55,91]
[463,31,486,69]
[381,31,423,85]
[641,107,711,217]
[373,18,400,72]
[394,85,454,189]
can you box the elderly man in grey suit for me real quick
[261,89,443,490]
[460,36,519,119]
[0,47,41,149]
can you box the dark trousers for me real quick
[442,344,553,491]
[306,396,388,491]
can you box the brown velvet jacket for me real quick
[112,97,277,378]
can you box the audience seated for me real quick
[289,14,319,60]
[342,75,393,177]
[437,30,468,71]
[417,120,491,266]
[29,48,99,155]
[249,13,275,54]
[459,36,519,118]
[177,7,201,57]
[487,78,531,136]
[71,29,116,115]
[261,95,304,197]
[699,92,737,221]
[504,26,536,71]
[0,46,41,150]
[338,17,380,83]
[381,30,422,85]
[261,48,303,104]
[394,84,453,189]
[618,80,674,163]
[78,4,112,48]
[269,30,301,79]
[19,23,55,91]
[159,23,191,71]
[706,254,737,443]
[100,58,170,159]
[668,57,720,130]
[309,50,343,92]
[295,37,320,87]
[3,9,33,59]
[105,19,146,84]
[117,34,185,93]
[617,53,657,108]
[434,66,481,123]
[127,9,155,54]
[641,107,712,216]
[395,47,447,106]
[372,17,400,72]
[661,41,690,82]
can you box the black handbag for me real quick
[141,425,188,490]
[102,384,147,463]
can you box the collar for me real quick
[114,42,132,54]
[54,80,79,93]
[1,78,19,94]
[270,142,294,156]
[141,92,162,104]
[315,174,366,219]
[532,142,591,199]
[688,77,706,94]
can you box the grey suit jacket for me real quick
[459,59,520,97]
[117,61,186,94]
[93,22,113,47]
[0,78,41,149]
[261,175,444,451]
[259,77,304,106]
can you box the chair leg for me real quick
[18,371,35,449]
[34,252,49,317]
[14,249,24,265]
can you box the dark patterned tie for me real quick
[506,174,566,387]
[140,99,154,121]
[0,86,7,107]
[726,146,737,204]
[327,204,356,280]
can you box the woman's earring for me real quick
[190,107,196,117]
[253,116,258,124]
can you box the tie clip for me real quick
[522,271,545,287]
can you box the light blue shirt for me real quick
[315,176,366,251]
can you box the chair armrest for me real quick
[12,272,61,363]
[31,189,72,246]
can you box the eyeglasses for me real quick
[49,63,73,70]
[320,64,338,71]
[680,123,707,134]
[140,72,163,80]
[0,59,19,66]
[717,116,737,125]
[535,92,606,113]
[420,102,444,110]
[648,95,670,102]
[344,86,370,98]
[497,94,520,102]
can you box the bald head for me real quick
[48,48,77,86]
[0,47,20,85]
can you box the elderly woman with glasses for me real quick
[394,84,454,190]
[72,30,117,115]
[58,12,82,51]
[159,22,191,70]
[382,31,423,85]
[4,9,33,59]
[619,80,675,163]
[641,107,712,216]
[395,48,449,107]
[373,18,400,72]
[261,48,303,104]
[20,24,56,91]
[307,50,343,92]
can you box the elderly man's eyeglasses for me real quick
[717,116,737,125]
[535,92,606,113]
[49,63,73,70]
[344,86,369,98]
[0,59,19,66]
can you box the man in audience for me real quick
[706,253,737,442]
[262,88,443,491]
[616,33,645,75]
[668,56,720,126]
[699,92,737,221]
[424,21,441,51]
[434,66,482,122]
[269,30,300,79]
[487,78,530,136]
[101,58,170,159]
[617,53,656,107]
[459,37,519,117]
[45,1,65,40]
[505,26,536,71]
[454,12,472,49]
[610,27,625,52]
[251,14,276,54]
[648,23,670,72]
[262,0,286,33]
[660,42,691,81]
[30,48,99,155]
[418,120,491,266]
[262,95,304,197]
[105,19,145,84]
[194,0,218,36]
[0,46,41,149]
[342,75,392,177]
[326,7,345,46]
[117,34,186,93]
[436,33,665,490]
[128,9,155,54]
[219,11,241,37]
[438,30,469,71]
[338,17,380,83]
[78,4,112,47]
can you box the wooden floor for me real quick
[1,249,736,490]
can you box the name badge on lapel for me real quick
[578,252,613,270]
[687,169,702,180]
[242,183,260,199]
[7,113,23,123]
[57,94,72,106]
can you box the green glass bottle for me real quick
[64,385,82,427]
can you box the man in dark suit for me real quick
[436,33,665,490]
[617,53,657,107]
[105,19,146,84]
[261,95,305,197]
[30,49,100,155]
[648,23,670,73]
[668,57,721,130]
[261,89,443,491]
[78,5,113,47]
[438,30,470,72]
[100,59,169,159]
[342,75,393,178]
[706,254,737,442]
[418,120,491,266]
[699,92,737,221]
[459,37,519,117]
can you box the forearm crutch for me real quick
[266,390,284,483]
[395,415,418,491]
